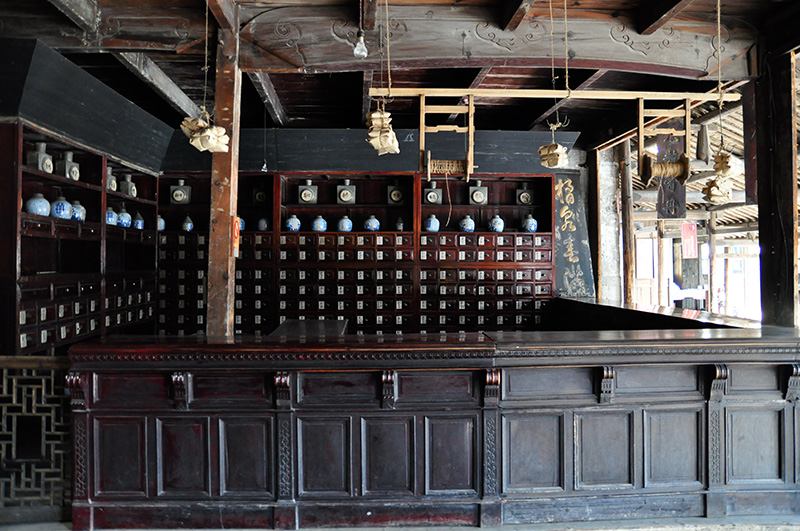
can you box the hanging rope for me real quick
[563,0,570,93]
[384,0,392,99]
[539,0,568,169]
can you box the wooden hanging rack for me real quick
[369,88,741,102]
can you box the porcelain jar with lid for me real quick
[312,215,327,232]
[24,193,50,216]
[425,214,440,232]
[337,216,353,232]
[51,196,72,219]
[459,215,475,232]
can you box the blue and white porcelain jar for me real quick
[425,214,440,232]
[182,215,194,232]
[105,207,118,225]
[51,196,72,219]
[285,214,301,232]
[70,201,86,222]
[337,216,353,232]
[312,215,327,232]
[133,212,144,230]
[521,214,538,233]
[257,218,269,231]
[364,215,380,232]
[24,193,50,216]
[239,217,245,231]
[459,215,475,232]
[488,215,505,233]
[117,206,132,228]
[157,215,166,231]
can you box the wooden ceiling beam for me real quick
[528,69,607,129]
[446,67,492,124]
[115,52,201,118]
[637,0,700,36]
[500,0,532,32]
[208,0,238,31]
[247,71,288,127]
[46,0,98,34]
[371,87,741,102]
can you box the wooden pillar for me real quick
[709,212,717,313]
[621,140,635,304]
[756,51,798,326]
[207,28,242,337]
[657,220,665,306]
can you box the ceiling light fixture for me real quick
[354,0,368,59]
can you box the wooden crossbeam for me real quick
[247,71,288,126]
[637,0,700,36]
[208,0,237,30]
[642,109,685,117]
[370,87,741,102]
[115,52,201,118]
[46,0,98,34]
[425,125,468,133]
[529,69,607,129]
[426,105,469,114]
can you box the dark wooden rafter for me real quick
[208,0,238,31]
[500,0,532,32]
[46,0,98,34]
[362,69,374,124]
[207,28,242,337]
[115,52,201,118]
[446,67,491,125]
[765,0,800,56]
[247,71,288,126]
[528,69,607,129]
[637,0,700,36]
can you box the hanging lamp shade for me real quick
[538,143,568,168]
[366,109,399,155]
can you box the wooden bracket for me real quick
[709,364,729,402]
[600,366,616,403]
[275,371,291,407]
[171,372,191,410]
[381,370,397,409]
[484,369,500,406]
[786,364,800,402]
[66,371,86,409]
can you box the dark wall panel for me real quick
[502,413,564,492]
[576,411,633,488]
[93,418,147,497]
[219,418,273,496]
[156,418,210,497]
[425,416,477,494]
[727,408,784,483]
[298,417,351,497]
[645,408,703,487]
[361,417,414,496]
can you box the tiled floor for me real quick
[5,517,800,531]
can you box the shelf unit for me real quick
[0,120,157,355]
[153,171,555,336]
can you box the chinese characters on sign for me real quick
[555,176,592,297]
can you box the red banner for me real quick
[681,221,698,259]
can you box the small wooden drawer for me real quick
[534,234,553,248]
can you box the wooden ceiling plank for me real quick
[46,0,98,34]
[248,71,288,126]
[362,69,374,124]
[115,52,201,118]
[208,0,237,31]
[637,0,700,36]
[501,0,532,32]
[528,69,607,129]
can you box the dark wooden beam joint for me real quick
[484,368,500,406]
[47,0,99,34]
[65,371,86,409]
[709,364,728,402]
[208,0,238,31]
[171,372,191,410]
[362,0,377,31]
[381,370,397,409]
[636,0,699,36]
[599,366,615,403]
[500,0,531,32]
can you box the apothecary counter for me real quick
[69,328,800,530]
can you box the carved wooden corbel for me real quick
[65,371,86,409]
[381,370,397,409]
[709,364,729,402]
[275,371,291,408]
[785,363,800,402]
[600,366,616,403]
[484,369,500,406]
[171,372,191,410]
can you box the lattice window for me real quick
[0,369,71,515]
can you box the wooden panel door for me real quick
[297,416,352,498]
[219,417,275,497]
[93,417,147,498]
[424,415,479,495]
[156,417,211,497]
[361,416,415,497]
[502,413,565,493]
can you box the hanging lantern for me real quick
[366,106,399,155]
[538,143,568,169]
[713,152,733,177]
[702,175,732,205]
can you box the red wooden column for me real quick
[756,51,798,326]
[207,28,241,337]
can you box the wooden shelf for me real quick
[106,189,157,206]
[21,165,103,192]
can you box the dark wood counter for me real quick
[69,330,800,529]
